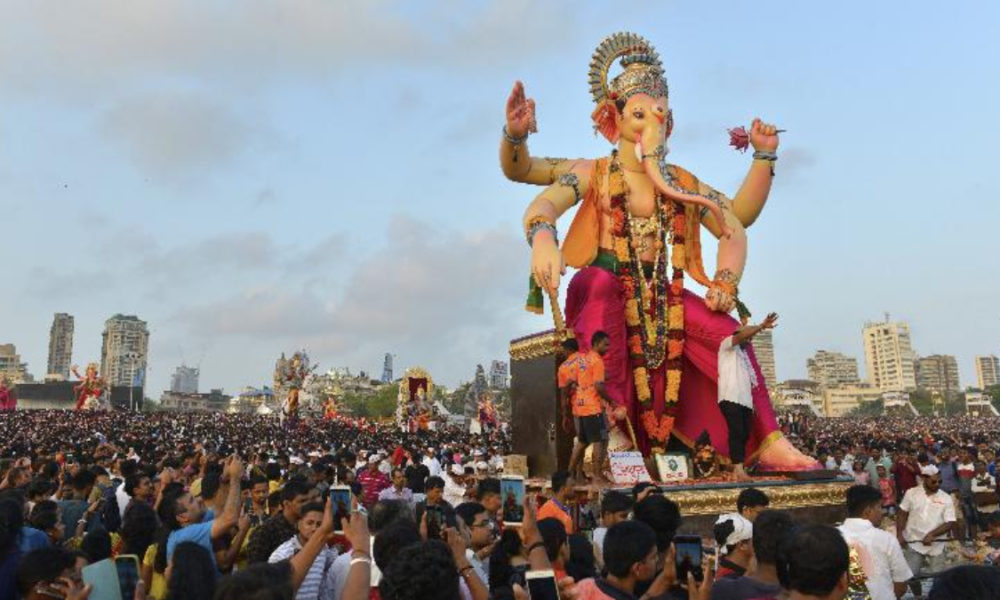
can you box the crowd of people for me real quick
[1,409,1000,599]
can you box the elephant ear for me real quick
[591,99,619,144]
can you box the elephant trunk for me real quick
[637,139,732,238]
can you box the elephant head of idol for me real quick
[589,32,731,237]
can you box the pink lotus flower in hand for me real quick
[728,126,750,152]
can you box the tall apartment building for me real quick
[806,350,860,387]
[753,330,777,390]
[46,313,74,379]
[489,360,509,389]
[916,354,960,397]
[170,364,200,394]
[975,355,1000,389]
[862,318,917,391]
[0,344,33,383]
[381,353,394,383]
[100,314,149,387]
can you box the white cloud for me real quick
[101,91,255,182]
[0,0,575,97]
[171,215,534,385]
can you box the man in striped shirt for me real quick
[358,455,391,509]
[269,502,338,600]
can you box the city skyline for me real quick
[1,2,998,394]
[3,309,994,395]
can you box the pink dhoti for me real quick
[565,265,781,463]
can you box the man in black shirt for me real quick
[413,476,455,538]
[246,479,312,564]
[405,450,429,495]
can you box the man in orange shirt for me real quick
[537,470,576,534]
[558,339,583,441]
[568,331,614,485]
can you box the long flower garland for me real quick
[608,152,686,447]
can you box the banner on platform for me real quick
[609,451,652,485]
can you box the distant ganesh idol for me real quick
[501,32,817,471]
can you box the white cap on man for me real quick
[715,513,753,555]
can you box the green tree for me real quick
[846,398,884,418]
[340,392,369,418]
[341,385,399,419]
[986,385,1000,413]
[909,389,934,415]
[943,393,966,416]
[367,384,399,418]
[445,383,472,415]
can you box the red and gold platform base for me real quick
[524,476,854,531]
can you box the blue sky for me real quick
[1,0,998,394]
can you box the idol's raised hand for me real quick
[749,118,779,152]
[505,80,537,139]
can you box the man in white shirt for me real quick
[488,452,504,474]
[897,466,956,595]
[826,448,854,475]
[717,312,776,481]
[972,460,996,494]
[839,485,912,600]
[443,463,468,507]
[422,447,442,478]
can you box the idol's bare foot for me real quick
[758,437,821,471]
[731,464,753,482]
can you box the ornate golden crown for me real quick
[589,32,668,104]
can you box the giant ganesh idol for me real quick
[502,32,817,472]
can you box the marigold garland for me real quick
[608,152,689,445]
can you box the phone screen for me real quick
[115,555,140,600]
[426,506,443,539]
[526,571,560,600]
[500,477,525,525]
[674,535,703,582]
[329,486,352,534]
[509,564,529,588]
[81,559,123,600]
